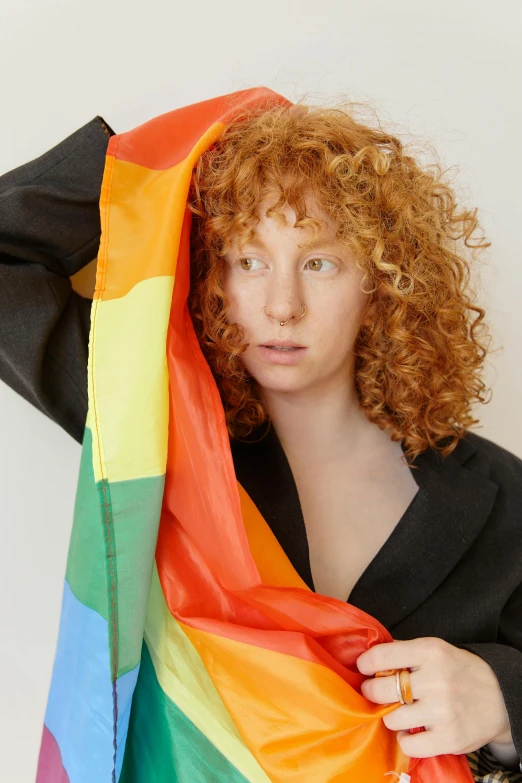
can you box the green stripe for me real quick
[119,641,253,783]
[66,426,165,677]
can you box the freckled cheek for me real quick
[315,302,365,350]
[323,296,358,328]
[226,298,249,328]
[224,283,260,328]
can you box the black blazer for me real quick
[1,116,521,776]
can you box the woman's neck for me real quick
[261,384,381,466]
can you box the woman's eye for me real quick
[306,258,336,272]
[237,256,336,272]
[239,257,264,271]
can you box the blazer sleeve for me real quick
[456,578,522,773]
[0,115,115,444]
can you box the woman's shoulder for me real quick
[453,431,522,528]
[459,429,522,480]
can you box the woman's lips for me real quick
[257,345,308,365]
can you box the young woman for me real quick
[1,96,521,781]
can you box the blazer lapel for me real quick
[349,434,499,629]
[230,425,499,631]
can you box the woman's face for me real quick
[222,195,372,399]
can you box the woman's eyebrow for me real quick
[237,237,342,252]
[297,238,342,252]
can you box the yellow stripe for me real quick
[144,564,272,783]
[88,276,172,483]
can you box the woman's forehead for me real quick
[236,206,339,250]
[256,188,330,219]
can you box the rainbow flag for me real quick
[35,87,475,783]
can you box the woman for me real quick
[0,92,521,781]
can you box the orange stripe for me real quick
[94,126,224,302]
[178,622,409,782]
[237,482,309,590]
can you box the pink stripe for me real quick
[36,726,70,783]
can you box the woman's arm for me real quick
[0,115,115,443]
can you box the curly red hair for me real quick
[186,95,498,467]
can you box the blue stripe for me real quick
[44,579,139,782]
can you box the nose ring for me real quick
[262,304,307,326]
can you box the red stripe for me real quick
[107,87,290,170]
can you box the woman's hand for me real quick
[356,636,513,758]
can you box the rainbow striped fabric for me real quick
[35,87,475,783]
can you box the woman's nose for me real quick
[263,275,304,325]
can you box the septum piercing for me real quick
[262,304,307,326]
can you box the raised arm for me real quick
[0,115,115,444]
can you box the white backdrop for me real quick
[1,1,521,779]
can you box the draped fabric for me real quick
[35,87,475,783]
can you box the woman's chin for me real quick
[248,366,311,395]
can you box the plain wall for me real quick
[1,1,521,779]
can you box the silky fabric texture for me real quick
[35,87,476,782]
